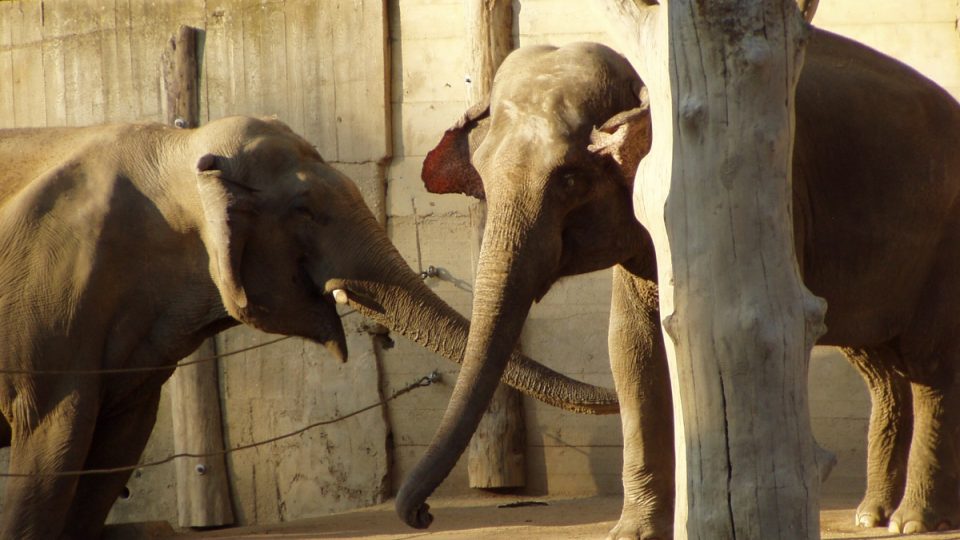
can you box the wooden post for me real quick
[598,1,823,537]
[162,25,236,528]
[464,0,525,489]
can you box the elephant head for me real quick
[398,44,654,527]
[189,116,618,411]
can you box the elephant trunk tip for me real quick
[396,494,434,529]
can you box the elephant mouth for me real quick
[316,296,349,363]
[323,279,386,315]
[331,286,384,314]
[296,263,350,362]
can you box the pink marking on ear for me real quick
[421,127,486,200]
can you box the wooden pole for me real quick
[598,1,823,537]
[162,25,236,528]
[464,0,525,489]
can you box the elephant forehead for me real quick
[495,94,584,144]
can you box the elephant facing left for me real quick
[0,116,618,539]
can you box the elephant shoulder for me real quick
[0,125,154,238]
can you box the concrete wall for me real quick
[1,0,959,529]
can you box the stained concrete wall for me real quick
[1,0,959,530]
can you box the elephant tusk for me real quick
[332,289,350,305]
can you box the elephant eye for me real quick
[293,205,330,226]
[553,168,590,200]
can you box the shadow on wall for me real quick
[519,345,869,500]
[810,346,870,498]
[522,394,624,497]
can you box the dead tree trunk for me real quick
[464,0,526,489]
[598,1,824,538]
[161,25,236,528]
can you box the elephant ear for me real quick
[588,92,652,189]
[421,97,490,200]
[195,153,258,318]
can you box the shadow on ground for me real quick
[104,494,960,540]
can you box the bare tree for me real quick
[597,1,825,537]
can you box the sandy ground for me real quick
[103,494,960,540]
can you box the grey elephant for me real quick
[399,29,960,538]
[0,116,618,539]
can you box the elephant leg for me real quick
[888,379,960,534]
[0,391,97,540]
[61,385,164,540]
[606,266,674,540]
[841,346,913,528]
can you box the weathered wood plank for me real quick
[169,342,236,527]
[163,25,235,528]
[160,25,200,128]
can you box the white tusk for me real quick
[332,289,349,305]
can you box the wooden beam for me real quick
[160,25,200,128]
[162,25,236,528]
[598,0,823,537]
[464,0,525,490]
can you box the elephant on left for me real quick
[0,116,618,539]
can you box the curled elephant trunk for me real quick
[327,233,617,414]
[395,219,544,528]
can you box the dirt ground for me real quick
[103,494,960,540]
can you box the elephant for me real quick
[0,116,620,539]
[399,28,960,538]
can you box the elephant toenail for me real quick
[901,521,926,534]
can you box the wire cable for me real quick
[0,371,441,478]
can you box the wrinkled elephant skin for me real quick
[0,116,618,539]
[405,29,960,538]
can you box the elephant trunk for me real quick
[328,212,617,415]
[395,210,545,529]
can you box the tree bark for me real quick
[162,25,236,528]
[464,0,525,490]
[597,1,824,538]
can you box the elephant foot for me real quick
[855,494,897,528]
[856,511,888,529]
[606,506,672,540]
[887,500,957,534]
